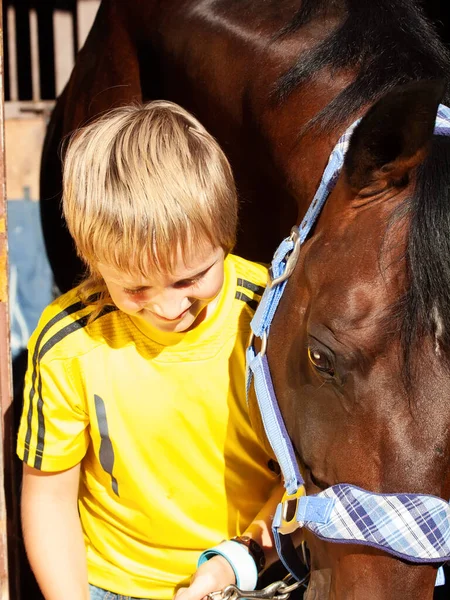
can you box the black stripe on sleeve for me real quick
[33,315,91,468]
[24,299,90,464]
[237,278,265,297]
[25,300,116,469]
[235,291,259,312]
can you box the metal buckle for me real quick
[248,330,267,358]
[278,487,306,535]
[269,227,301,288]
[207,575,309,600]
[248,225,300,359]
[300,540,309,570]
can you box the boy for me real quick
[17,101,282,600]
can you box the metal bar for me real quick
[6,7,18,102]
[14,0,33,101]
[29,8,41,103]
[54,8,75,96]
[77,0,100,50]
[36,2,56,100]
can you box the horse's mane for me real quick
[275,0,450,132]
[273,1,450,376]
[225,1,450,375]
[400,137,450,377]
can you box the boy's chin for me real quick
[134,300,212,333]
[141,310,202,333]
[156,319,194,333]
[170,308,210,333]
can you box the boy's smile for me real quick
[97,245,225,333]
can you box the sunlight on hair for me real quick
[62,100,237,315]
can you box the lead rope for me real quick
[207,573,309,600]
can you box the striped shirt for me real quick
[17,254,278,598]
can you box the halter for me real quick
[247,105,450,583]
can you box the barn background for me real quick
[1,2,100,598]
[3,0,100,357]
[0,1,449,598]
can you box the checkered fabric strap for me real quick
[273,484,450,563]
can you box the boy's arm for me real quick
[174,481,285,600]
[21,462,90,600]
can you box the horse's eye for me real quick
[308,347,335,377]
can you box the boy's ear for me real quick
[344,79,446,197]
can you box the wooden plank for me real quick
[77,0,101,50]
[54,9,75,96]
[29,9,40,102]
[6,6,17,102]
[0,6,11,596]
[0,2,19,598]
[4,116,47,200]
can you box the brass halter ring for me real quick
[277,487,307,535]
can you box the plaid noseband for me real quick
[273,484,450,563]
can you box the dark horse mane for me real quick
[403,137,450,375]
[273,0,450,376]
[275,0,450,131]
[272,0,450,379]
[273,0,450,378]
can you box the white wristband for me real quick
[198,540,258,590]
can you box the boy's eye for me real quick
[174,276,201,289]
[123,287,148,295]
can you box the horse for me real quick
[39,1,450,598]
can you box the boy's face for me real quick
[97,244,226,333]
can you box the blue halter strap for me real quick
[247,105,450,583]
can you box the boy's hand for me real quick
[174,555,236,600]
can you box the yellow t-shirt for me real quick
[17,254,278,598]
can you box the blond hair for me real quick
[62,100,237,314]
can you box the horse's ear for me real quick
[344,79,446,197]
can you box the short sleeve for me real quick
[17,347,90,472]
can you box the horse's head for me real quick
[251,80,450,599]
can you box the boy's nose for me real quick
[150,293,191,321]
